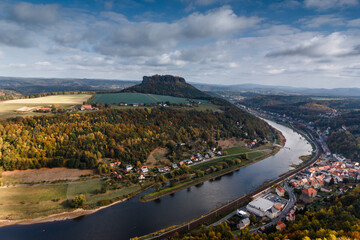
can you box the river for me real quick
[0,120,312,240]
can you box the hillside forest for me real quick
[0,107,275,171]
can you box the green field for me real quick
[0,179,143,220]
[0,94,92,119]
[225,146,250,155]
[91,92,207,105]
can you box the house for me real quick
[139,173,146,181]
[275,186,286,197]
[237,218,250,230]
[276,220,286,230]
[141,166,149,173]
[126,164,133,172]
[81,105,93,111]
[110,161,121,168]
[172,163,178,169]
[42,107,52,112]
[266,207,280,219]
[300,188,317,203]
[286,211,296,221]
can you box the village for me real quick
[216,105,360,235]
[108,146,225,182]
[212,147,359,235]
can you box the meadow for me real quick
[91,92,201,104]
[0,179,143,220]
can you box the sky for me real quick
[0,0,360,88]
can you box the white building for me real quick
[246,197,274,217]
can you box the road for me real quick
[190,148,272,167]
[145,110,322,240]
[250,181,296,233]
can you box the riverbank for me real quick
[139,121,319,240]
[140,146,281,202]
[0,182,152,228]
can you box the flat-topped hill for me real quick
[122,75,211,100]
[142,75,186,84]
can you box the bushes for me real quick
[98,199,111,206]
[71,194,86,208]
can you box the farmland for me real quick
[0,94,92,119]
[91,92,206,105]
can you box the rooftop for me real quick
[248,197,274,212]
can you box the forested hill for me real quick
[121,75,211,100]
[0,108,276,171]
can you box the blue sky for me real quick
[0,0,360,88]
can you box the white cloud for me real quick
[266,32,359,58]
[348,18,360,27]
[9,2,60,25]
[0,20,34,47]
[35,61,51,66]
[304,0,359,10]
[268,68,286,74]
[299,15,346,28]
[93,7,261,57]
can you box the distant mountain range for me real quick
[0,76,359,97]
[0,76,139,95]
[192,83,360,97]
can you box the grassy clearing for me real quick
[217,138,245,149]
[1,168,95,184]
[225,146,250,155]
[66,180,102,198]
[146,148,171,167]
[0,94,91,119]
[0,179,143,220]
[0,185,67,205]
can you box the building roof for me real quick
[248,197,274,212]
[277,220,286,230]
[302,188,317,195]
[276,186,285,192]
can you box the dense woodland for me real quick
[0,107,275,171]
[174,186,360,240]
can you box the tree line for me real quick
[0,107,275,171]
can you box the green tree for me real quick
[71,194,86,208]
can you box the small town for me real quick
[209,106,360,236]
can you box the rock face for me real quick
[142,75,186,84]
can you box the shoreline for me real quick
[0,132,285,228]
[0,185,152,228]
[140,129,285,202]
[140,147,280,202]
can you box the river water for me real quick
[0,120,312,240]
